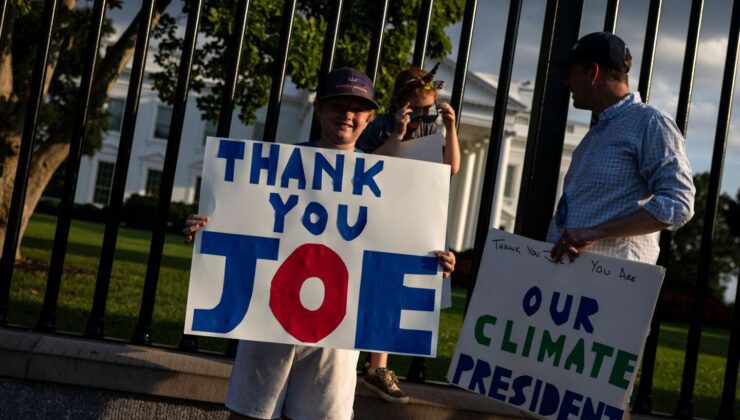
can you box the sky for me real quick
[106,0,738,302]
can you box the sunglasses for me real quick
[409,100,439,124]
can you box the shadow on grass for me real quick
[21,236,192,271]
[7,298,228,353]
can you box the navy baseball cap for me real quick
[552,32,632,73]
[317,67,379,109]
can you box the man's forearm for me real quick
[592,208,671,241]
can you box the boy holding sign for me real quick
[184,68,455,420]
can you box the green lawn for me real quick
[9,213,739,417]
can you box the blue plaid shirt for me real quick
[547,92,695,263]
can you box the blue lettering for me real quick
[557,390,583,420]
[192,232,279,333]
[355,251,437,355]
[281,147,307,190]
[488,365,512,401]
[352,158,383,197]
[538,383,561,416]
[550,292,573,326]
[582,398,606,419]
[468,359,492,395]
[508,375,532,406]
[249,142,280,186]
[450,353,475,386]
[217,140,245,182]
[337,204,367,241]
[523,286,542,316]
[302,202,328,236]
[604,405,624,420]
[312,152,344,192]
[574,296,599,333]
[269,193,298,233]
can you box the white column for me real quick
[490,133,512,230]
[450,150,476,250]
[464,143,488,249]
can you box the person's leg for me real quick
[368,352,387,371]
[283,347,359,420]
[225,341,294,419]
[361,352,409,404]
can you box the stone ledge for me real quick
[0,328,532,418]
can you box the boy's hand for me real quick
[437,101,456,129]
[183,214,208,243]
[435,250,456,278]
[392,102,412,139]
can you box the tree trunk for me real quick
[0,131,22,260]
[0,0,171,263]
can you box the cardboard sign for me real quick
[185,138,450,357]
[448,230,665,419]
[395,131,445,164]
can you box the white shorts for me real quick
[225,340,359,420]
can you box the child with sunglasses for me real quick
[356,65,460,404]
[357,63,460,175]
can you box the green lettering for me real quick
[475,315,497,346]
[522,325,536,357]
[502,320,518,354]
[609,350,638,389]
[564,338,585,374]
[590,342,615,379]
[537,329,565,367]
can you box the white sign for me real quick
[185,138,450,357]
[448,230,665,419]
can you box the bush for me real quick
[121,194,197,233]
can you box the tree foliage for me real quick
[152,0,465,126]
[666,172,740,300]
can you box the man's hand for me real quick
[550,227,602,263]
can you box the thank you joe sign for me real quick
[185,138,450,357]
[449,230,665,419]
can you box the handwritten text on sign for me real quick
[184,138,450,357]
[448,230,665,419]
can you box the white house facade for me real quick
[74,57,588,251]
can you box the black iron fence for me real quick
[0,0,738,418]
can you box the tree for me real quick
[666,172,740,300]
[0,0,465,260]
[0,0,174,260]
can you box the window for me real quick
[106,98,125,133]
[93,161,115,205]
[203,121,218,145]
[566,124,575,133]
[154,105,173,140]
[145,169,163,198]
[253,121,265,140]
[515,115,529,126]
[194,176,202,204]
[503,165,516,198]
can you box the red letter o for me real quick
[270,243,348,343]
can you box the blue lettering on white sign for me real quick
[355,251,437,354]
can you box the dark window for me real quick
[154,105,173,140]
[145,169,163,198]
[106,98,125,133]
[503,165,516,198]
[194,176,201,204]
[93,161,115,205]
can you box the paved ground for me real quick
[0,377,230,420]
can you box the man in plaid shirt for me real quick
[548,32,695,265]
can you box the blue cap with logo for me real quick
[553,32,632,73]
[318,67,379,109]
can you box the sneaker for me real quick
[362,368,410,404]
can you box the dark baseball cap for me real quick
[317,67,379,109]
[552,32,632,73]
